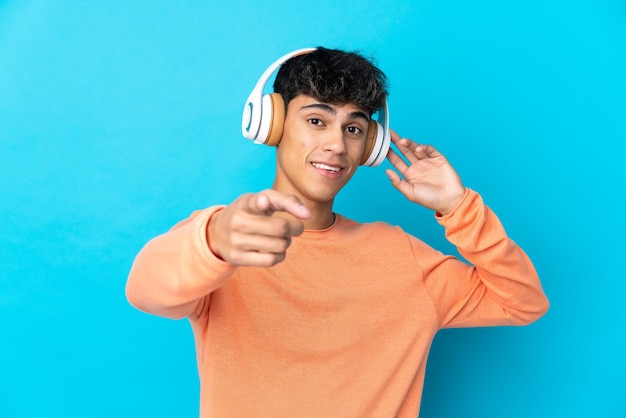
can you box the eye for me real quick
[346,126,363,135]
[308,118,324,126]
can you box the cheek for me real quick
[281,126,310,148]
[276,135,308,166]
[284,133,317,161]
[348,140,367,160]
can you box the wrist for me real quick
[206,208,225,261]
[435,188,467,217]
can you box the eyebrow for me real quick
[300,103,370,122]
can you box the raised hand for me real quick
[386,130,466,215]
[207,190,311,267]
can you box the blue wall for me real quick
[1,1,625,417]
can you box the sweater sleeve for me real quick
[417,189,549,328]
[125,206,237,320]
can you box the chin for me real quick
[302,190,339,205]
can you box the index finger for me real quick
[250,190,311,220]
[390,129,414,148]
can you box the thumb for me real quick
[386,169,413,198]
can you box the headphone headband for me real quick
[242,48,316,142]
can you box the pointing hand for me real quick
[208,190,311,267]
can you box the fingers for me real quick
[236,207,306,240]
[209,190,311,268]
[228,250,289,267]
[387,130,444,177]
[245,191,310,238]
[390,130,420,163]
[248,190,311,220]
[385,168,402,189]
[225,230,294,267]
[389,129,440,160]
[385,168,413,198]
[386,147,410,175]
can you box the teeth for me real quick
[312,163,341,172]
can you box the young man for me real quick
[126,47,549,417]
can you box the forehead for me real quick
[290,95,370,118]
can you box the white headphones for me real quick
[241,47,391,167]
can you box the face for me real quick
[273,94,371,209]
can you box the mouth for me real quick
[311,162,345,178]
[311,162,343,173]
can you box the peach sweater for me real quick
[126,189,549,417]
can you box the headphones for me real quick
[241,48,391,167]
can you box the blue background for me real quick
[1,1,625,417]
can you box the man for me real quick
[126,47,549,417]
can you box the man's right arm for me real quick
[125,207,237,319]
[125,190,310,319]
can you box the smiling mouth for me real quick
[311,162,343,173]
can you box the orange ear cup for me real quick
[265,93,285,146]
[360,119,379,165]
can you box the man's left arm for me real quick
[386,130,549,327]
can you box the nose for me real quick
[322,126,346,154]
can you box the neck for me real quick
[270,182,336,230]
[302,207,336,230]
[272,200,335,230]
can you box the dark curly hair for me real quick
[273,47,388,116]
